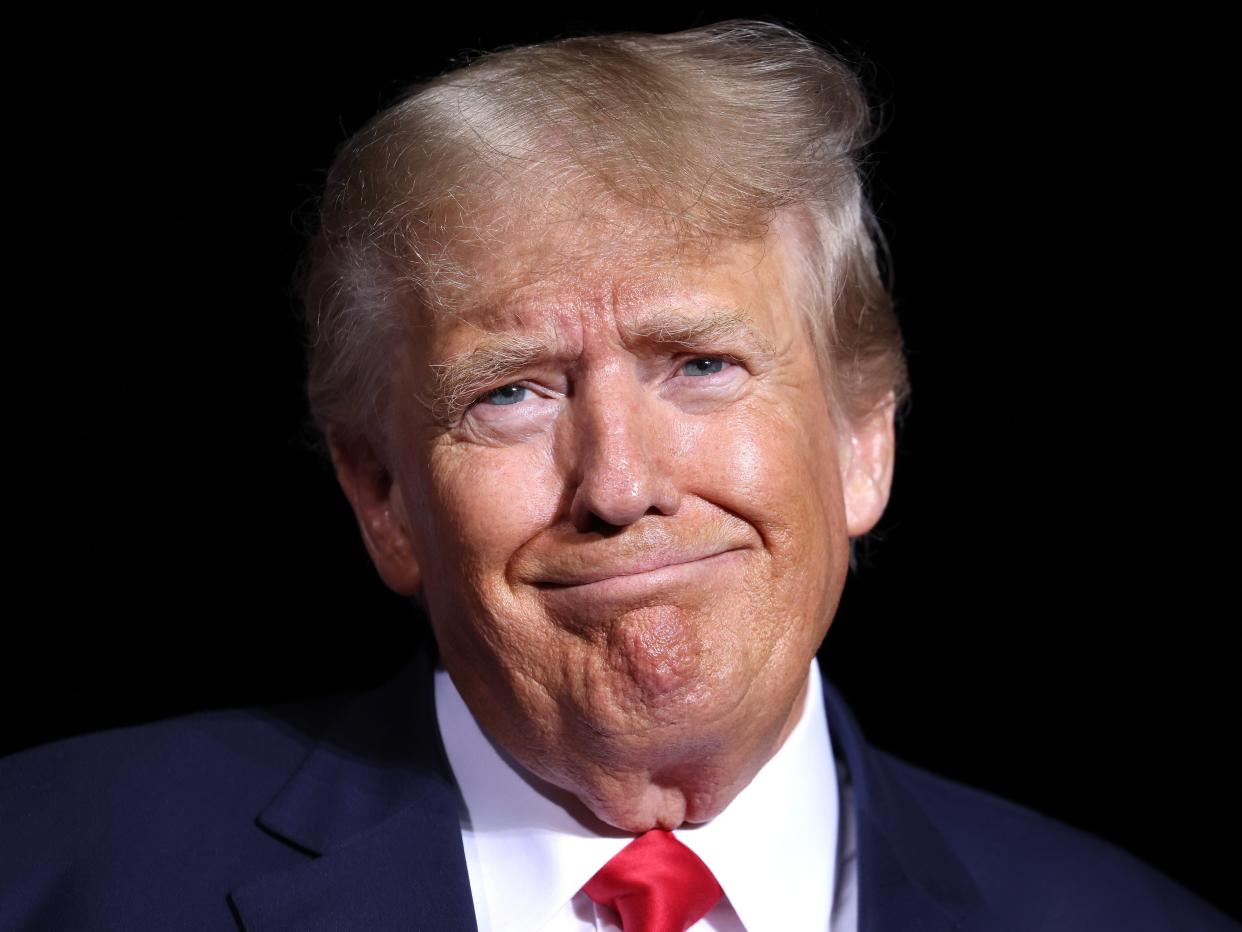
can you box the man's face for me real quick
[334,222,894,831]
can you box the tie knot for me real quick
[582,829,723,932]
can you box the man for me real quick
[2,21,1237,932]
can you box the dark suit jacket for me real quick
[2,648,1237,931]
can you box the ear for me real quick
[327,428,423,596]
[840,397,897,537]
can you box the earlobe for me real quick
[841,398,897,537]
[327,428,424,596]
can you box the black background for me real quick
[8,10,1238,920]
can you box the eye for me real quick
[680,357,728,377]
[481,384,527,406]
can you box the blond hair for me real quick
[302,20,907,446]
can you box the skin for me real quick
[330,219,895,832]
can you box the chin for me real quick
[560,730,761,834]
[588,783,692,833]
[587,768,752,833]
[601,602,778,721]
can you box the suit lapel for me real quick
[228,649,478,932]
[821,671,984,932]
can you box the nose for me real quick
[568,376,681,531]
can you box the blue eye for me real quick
[682,358,725,376]
[483,384,527,405]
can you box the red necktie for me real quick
[582,829,724,932]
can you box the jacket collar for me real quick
[821,673,982,932]
[228,647,479,932]
[229,650,981,932]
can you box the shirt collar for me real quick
[436,661,839,932]
[675,660,838,932]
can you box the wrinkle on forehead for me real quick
[414,181,760,319]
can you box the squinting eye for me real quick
[682,358,726,376]
[482,384,527,406]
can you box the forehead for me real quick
[413,224,803,353]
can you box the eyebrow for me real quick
[625,309,776,357]
[427,308,776,424]
[428,331,554,425]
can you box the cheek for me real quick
[681,400,843,549]
[422,443,562,586]
[413,443,568,684]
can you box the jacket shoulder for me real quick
[0,693,350,931]
[877,751,1239,931]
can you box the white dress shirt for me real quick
[435,661,858,932]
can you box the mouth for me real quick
[535,547,748,592]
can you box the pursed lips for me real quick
[535,547,746,588]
